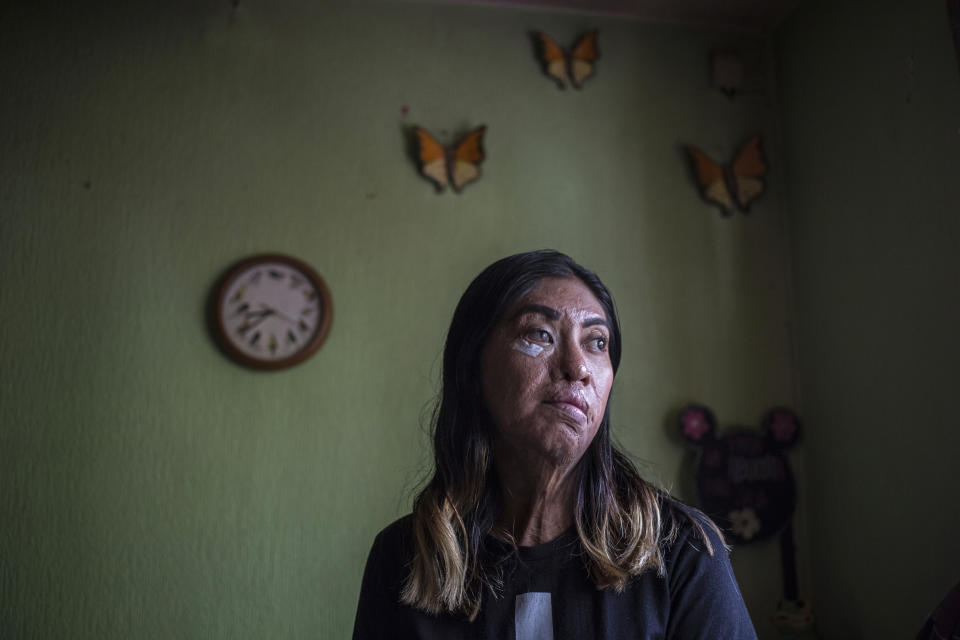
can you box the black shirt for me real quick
[353,505,757,639]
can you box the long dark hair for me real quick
[402,250,715,617]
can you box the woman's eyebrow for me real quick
[510,305,609,330]
[509,304,560,321]
[583,316,609,330]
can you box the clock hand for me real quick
[245,304,299,327]
[237,309,274,334]
[271,309,301,326]
[239,306,274,321]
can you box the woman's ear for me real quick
[677,404,717,447]
[762,407,802,449]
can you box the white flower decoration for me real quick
[728,507,761,541]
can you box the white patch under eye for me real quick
[512,339,544,357]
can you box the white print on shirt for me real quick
[515,592,554,640]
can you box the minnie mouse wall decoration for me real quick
[679,404,817,632]
[678,404,801,544]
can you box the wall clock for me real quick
[213,254,333,370]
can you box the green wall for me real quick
[777,1,960,637]
[1,1,798,637]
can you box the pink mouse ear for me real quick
[762,407,802,449]
[678,404,717,446]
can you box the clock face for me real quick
[214,255,332,370]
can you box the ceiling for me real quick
[447,0,801,31]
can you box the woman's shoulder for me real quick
[653,496,757,638]
[368,514,415,560]
[657,494,729,565]
[373,514,414,540]
[358,515,417,598]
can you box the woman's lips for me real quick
[544,396,588,420]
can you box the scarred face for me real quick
[480,276,615,468]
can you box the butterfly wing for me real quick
[569,30,599,88]
[533,32,569,88]
[730,135,767,211]
[685,145,735,216]
[413,127,449,192]
[450,126,486,192]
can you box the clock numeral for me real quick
[290,275,304,289]
[298,319,310,333]
[287,330,297,344]
[268,269,284,280]
[234,302,250,316]
[304,290,317,301]
[269,334,278,355]
[231,287,246,303]
[249,271,262,286]
[301,307,315,316]
[249,331,261,347]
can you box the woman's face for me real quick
[480,276,615,467]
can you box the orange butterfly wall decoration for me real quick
[412,126,487,194]
[532,30,600,89]
[684,135,768,216]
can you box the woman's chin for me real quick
[530,429,590,468]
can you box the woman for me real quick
[353,250,757,639]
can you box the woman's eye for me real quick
[590,336,608,351]
[526,329,552,343]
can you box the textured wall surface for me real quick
[1,2,797,637]
[777,1,960,637]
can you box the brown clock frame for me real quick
[212,253,333,371]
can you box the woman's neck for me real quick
[493,447,579,546]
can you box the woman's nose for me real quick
[554,343,590,383]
